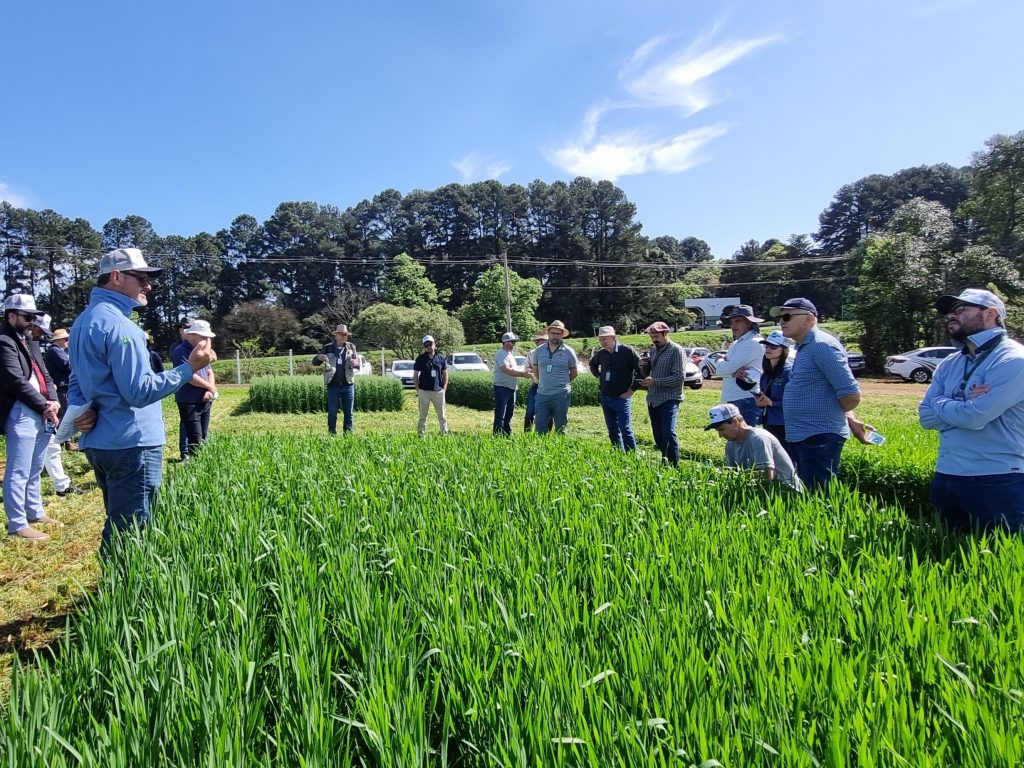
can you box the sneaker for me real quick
[12,527,49,540]
[55,484,84,496]
[33,514,64,527]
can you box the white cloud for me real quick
[548,125,728,181]
[0,181,29,208]
[549,29,779,180]
[452,153,511,182]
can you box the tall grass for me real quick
[3,433,1020,766]
[247,375,403,413]
[446,372,601,410]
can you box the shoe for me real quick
[12,527,49,540]
[55,484,84,496]
[33,514,64,527]
[63,441,79,452]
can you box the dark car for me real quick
[846,352,866,376]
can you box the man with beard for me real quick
[639,321,685,466]
[919,289,1024,533]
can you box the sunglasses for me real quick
[122,271,152,286]
[778,312,810,322]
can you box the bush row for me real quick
[247,375,403,413]
[445,371,602,410]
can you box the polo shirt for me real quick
[414,352,447,391]
[782,326,859,442]
[527,341,578,396]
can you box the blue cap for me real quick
[770,298,818,317]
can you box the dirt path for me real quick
[700,375,925,397]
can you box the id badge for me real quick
[430,369,436,378]
[605,372,611,382]
[546,364,553,373]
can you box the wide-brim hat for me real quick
[721,304,765,324]
[333,324,351,336]
[184,319,216,338]
[3,293,45,317]
[51,328,70,342]
[546,320,570,337]
[597,325,617,337]
[532,331,549,341]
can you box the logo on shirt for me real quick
[120,337,131,344]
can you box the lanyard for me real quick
[958,335,1003,393]
[547,342,562,362]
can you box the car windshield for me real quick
[393,362,413,371]
[454,354,483,364]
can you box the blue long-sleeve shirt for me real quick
[67,288,193,450]
[918,328,1024,476]
[782,326,860,442]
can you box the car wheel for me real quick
[687,380,703,390]
[910,368,931,384]
[701,366,711,379]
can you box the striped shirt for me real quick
[782,326,859,442]
[645,341,685,408]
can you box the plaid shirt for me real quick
[645,341,685,407]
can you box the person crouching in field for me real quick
[707,403,804,492]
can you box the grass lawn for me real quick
[1,381,928,700]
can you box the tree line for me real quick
[2,131,1022,364]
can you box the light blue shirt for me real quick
[783,326,860,442]
[919,328,1024,476]
[527,341,578,396]
[67,288,193,450]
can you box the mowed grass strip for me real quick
[3,432,1021,766]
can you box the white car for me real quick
[683,359,703,389]
[353,354,372,376]
[388,359,416,387]
[885,346,957,383]
[445,352,489,373]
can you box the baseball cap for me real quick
[98,248,163,278]
[3,294,45,317]
[704,402,742,430]
[935,288,1007,322]
[422,335,435,345]
[184,319,216,338]
[501,332,519,342]
[770,298,818,317]
[759,330,795,348]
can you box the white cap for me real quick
[422,335,435,345]
[184,319,216,338]
[704,403,742,430]
[3,294,45,316]
[501,332,519,342]
[759,330,794,348]
[935,288,1007,322]
[98,248,163,278]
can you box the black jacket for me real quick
[0,321,56,434]
[588,343,644,396]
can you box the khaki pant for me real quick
[417,389,448,436]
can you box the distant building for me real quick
[685,297,741,329]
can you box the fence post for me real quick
[380,346,385,375]
[235,350,241,385]
[288,349,294,376]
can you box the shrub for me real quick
[445,372,600,410]
[247,375,403,413]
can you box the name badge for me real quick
[546,364,553,373]
[605,372,611,382]
[430,369,436,378]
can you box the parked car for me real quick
[846,351,866,376]
[681,346,713,364]
[698,350,727,379]
[683,359,703,389]
[445,352,489,373]
[353,354,372,376]
[388,359,416,387]
[885,346,957,383]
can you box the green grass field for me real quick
[2,381,1021,765]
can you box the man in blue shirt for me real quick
[68,248,214,554]
[772,297,872,490]
[526,321,578,435]
[919,288,1024,533]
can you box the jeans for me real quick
[535,390,571,435]
[4,403,50,534]
[524,384,538,432]
[177,400,212,456]
[327,383,355,434]
[178,422,188,459]
[648,400,680,465]
[791,432,846,491]
[600,393,636,451]
[493,386,517,436]
[930,472,1024,533]
[417,389,448,435]
[84,446,163,555]
[43,435,71,492]
[729,397,763,427]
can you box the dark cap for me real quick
[721,304,765,323]
[770,298,818,317]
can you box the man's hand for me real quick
[847,414,876,445]
[203,390,214,402]
[43,400,60,422]
[620,389,634,399]
[74,409,97,433]
[641,376,655,388]
[188,339,216,373]
[968,383,990,400]
[754,393,772,407]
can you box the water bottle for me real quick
[865,429,886,446]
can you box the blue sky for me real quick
[2,0,1022,259]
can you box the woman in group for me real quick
[754,330,796,461]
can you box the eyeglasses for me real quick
[949,304,981,316]
[778,313,809,322]
[122,271,152,286]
